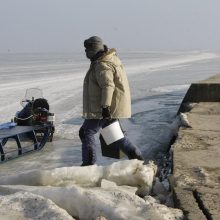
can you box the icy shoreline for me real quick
[0,159,183,220]
[1,51,220,219]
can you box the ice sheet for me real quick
[1,51,220,219]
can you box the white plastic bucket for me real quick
[100,121,124,145]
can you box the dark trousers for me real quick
[79,119,144,165]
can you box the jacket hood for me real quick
[97,48,122,67]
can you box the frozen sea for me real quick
[1,51,220,219]
[0,50,220,170]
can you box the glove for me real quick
[102,106,111,119]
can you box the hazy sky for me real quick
[0,0,220,53]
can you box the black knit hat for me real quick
[84,36,104,51]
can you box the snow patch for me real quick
[0,191,74,220]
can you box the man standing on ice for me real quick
[79,36,144,166]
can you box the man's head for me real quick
[84,36,105,59]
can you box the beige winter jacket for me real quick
[83,49,131,119]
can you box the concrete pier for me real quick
[171,74,220,220]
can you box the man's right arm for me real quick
[95,63,115,108]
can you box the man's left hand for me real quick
[102,106,111,119]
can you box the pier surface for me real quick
[172,74,220,220]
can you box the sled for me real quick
[0,123,53,162]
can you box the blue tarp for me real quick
[0,122,17,130]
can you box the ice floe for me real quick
[0,160,183,220]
